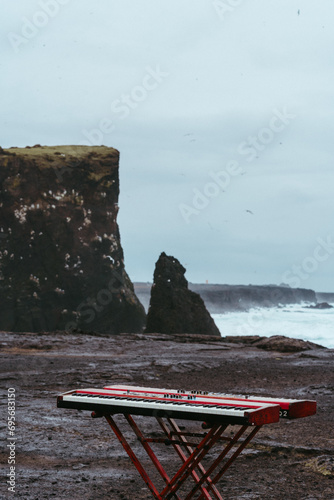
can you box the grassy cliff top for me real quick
[3,145,119,158]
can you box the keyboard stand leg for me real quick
[160,423,228,499]
[157,417,223,500]
[195,425,262,500]
[104,415,162,499]
[124,414,181,500]
[156,418,223,500]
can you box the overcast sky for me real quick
[1,0,334,291]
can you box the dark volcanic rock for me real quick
[144,252,220,336]
[307,302,333,310]
[0,145,146,334]
[220,335,324,352]
[252,335,324,353]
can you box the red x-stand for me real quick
[100,412,262,499]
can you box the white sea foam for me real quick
[212,303,334,349]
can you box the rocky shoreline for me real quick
[1,330,333,499]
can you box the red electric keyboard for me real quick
[57,385,316,500]
[57,386,281,426]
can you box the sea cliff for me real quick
[0,145,145,333]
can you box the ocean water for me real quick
[212,303,334,349]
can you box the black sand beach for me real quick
[1,330,334,499]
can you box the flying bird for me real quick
[245,210,254,215]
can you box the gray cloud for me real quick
[1,0,334,291]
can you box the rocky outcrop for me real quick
[307,302,333,310]
[250,335,323,353]
[144,252,220,336]
[0,145,146,334]
[220,335,324,352]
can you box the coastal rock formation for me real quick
[307,302,333,310]
[0,145,146,334]
[219,335,324,352]
[251,335,324,353]
[144,252,220,336]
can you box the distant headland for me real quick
[134,282,333,314]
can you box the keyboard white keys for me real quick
[57,388,280,426]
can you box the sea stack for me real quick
[0,145,146,334]
[145,252,220,336]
